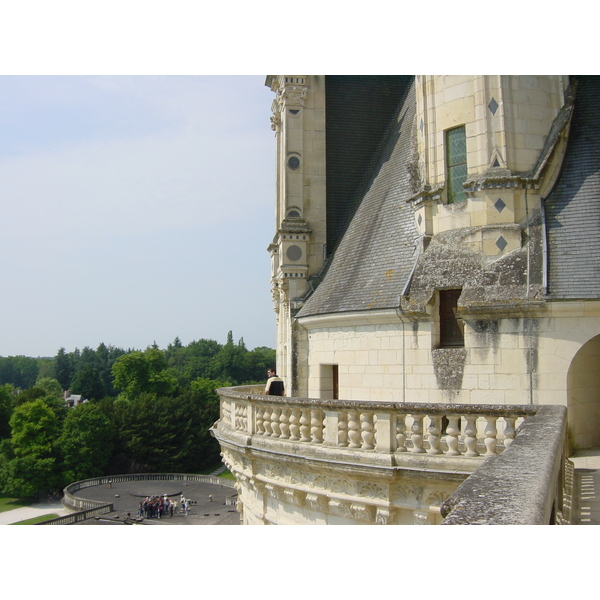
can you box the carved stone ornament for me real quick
[305,493,328,512]
[283,488,305,507]
[358,482,386,499]
[413,510,431,525]
[278,83,308,108]
[424,490,449,507]
[375,507,394,525]
[265,483,279,499]
[392,485,423,505]
[350,503,375,523]
[328,499,352,519]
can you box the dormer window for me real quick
[446,126,467,204]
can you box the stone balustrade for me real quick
[217,385,536,458]
[213,386,571,524]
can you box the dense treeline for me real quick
[0,331,274,397]
[0,333,275,498]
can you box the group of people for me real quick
[137,494,190,519]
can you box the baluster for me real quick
[410,414,425,453]
[299,409,311,442]
[444,415,461,456]
[484,416,498,456]
[427,415,442,455]
[360,412,374,450]
[502,416,517,448]
[396,414,407,452]
[311,409,323,444]
[255,405,265,435]
[289,409,300,441]
[347,410,361,448]
[463,415,479,457]
[279,408,290,439]
[263,406,273,436]
[338,411,348,447]
[271,407,281,437]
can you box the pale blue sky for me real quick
[0,76,276,356]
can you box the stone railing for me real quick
[214,386,572,524]
[39,505,114,525]
[217,385,537,458]
[440,405,572,524]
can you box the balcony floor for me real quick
[570,448,600,525]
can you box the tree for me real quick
[112,347,178,399]
[54,347,73,390]
[0,399,61,497]
[71,366,106,401]
[57,403,114,483]
[35,377,63,398]
[0,384,13,440]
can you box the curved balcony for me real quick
[212,386,572,525]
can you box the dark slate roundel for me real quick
[286,245,302,261]
[288,156,300,170]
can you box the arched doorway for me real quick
[568,334,600,450]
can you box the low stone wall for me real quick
[40,504,114,525]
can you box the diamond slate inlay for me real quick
[496,236,508,251]
[488,97,499,115]
[494,198,506,213]
[417,214,423,226]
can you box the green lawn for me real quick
[10,513,60,525]
[0,495,29,514]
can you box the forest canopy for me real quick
[0,332,275,498]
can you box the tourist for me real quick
[264,368,285,396]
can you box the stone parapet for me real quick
[211,386,568,524]
[440,405,571,524]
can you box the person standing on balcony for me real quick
[264,368,285,396]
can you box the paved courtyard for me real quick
[69,477,240,525]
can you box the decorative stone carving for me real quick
[350,503,374,523]
[283,489,305,507]
[413,510,432,525]
[392,485,423,505]
[265,483,279,499]
[424,490,449,507]
[358,482,386,499]
[305,493,328,512]
[328,499,352,519]
[376,507,394,525]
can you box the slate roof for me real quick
[298,78,419,317]
[298,75,600,319]
[545,75,600,299]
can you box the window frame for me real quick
[439,289,465,348]
[445,125,468,204]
